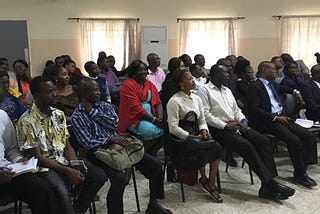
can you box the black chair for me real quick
[163,134,221,202]
[224,148,254,185]
[0,195,22,214]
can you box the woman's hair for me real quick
[164,69,189,102]
[42,64,64,82]
[63,59,75,67]
[168,57,182,73]
[235,59,251,77]
[13,59,29,69]
[124,60,148,78]
[45,60,54,68]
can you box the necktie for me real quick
[268,82,280,102]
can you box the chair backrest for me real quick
[280,93,299,119]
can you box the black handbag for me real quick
[178,111,199,135]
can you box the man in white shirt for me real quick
[190,63,207,94]
[0,109,57,214]
[197,64,295,201]
[146,53,166,92]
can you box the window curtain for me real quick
[280,17,320,68]
[80,19,139,71]
[179,19,238,68]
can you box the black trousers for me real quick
[264,122,317,175]
[209,127,276,184]
[1,173,58,214]
[88,152,164,214]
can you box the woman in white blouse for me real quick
[166,69,222,203]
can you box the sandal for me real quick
[201,182,223,203]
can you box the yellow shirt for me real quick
[16,104,69,166]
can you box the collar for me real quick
[313,80,320,88]
[178,90,193,100]
[148,67,160,74]
[88,76,98,80]
[259,77,270,86]
[78,102,99,112]
[31,104,56,120]
[207,81,227,90]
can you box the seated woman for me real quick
[118,60,164,155]
[43,64,79,123]
[280,61,305,91]
[166,69,222,203]
[63,59,82,86]
[13,59,31,104]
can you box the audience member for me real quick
[98,56,119,89]
[271,56,285,84]
[217,58,237,97]
[300,64,320,121]
[235,59,255,116]
[161,57,185,108]
[189,63,206,94]
[180,54,192,69]
[63,59,82,85]
[197,64,295,200]
[71,77,172,214]
[226,55,237,70]
[13,59,31,103]
[315,52,320,65]
[194,54,209,77]
[247,61,318,188]
[43,64,79,123]
[54,56,64,67]
[166,69,223,203]
[84,61,111,102]
[280,61,305,91]
[0,60,18,92]
[118,60,164,155]
[45,60,55,68]
[0,79,26,123]
[0,109,57,214]
[280,53,310,79]
[146,53,166,92]
[16,76,105,214]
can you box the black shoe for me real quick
[293,174,317,187]
[269,180,295,198]
[146,203,173,214]
[258,186,287,200]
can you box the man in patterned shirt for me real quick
[16,76,106,214]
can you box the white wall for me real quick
[1,0,320,75]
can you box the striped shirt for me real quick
[71,101,118,150]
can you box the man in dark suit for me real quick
[301,64,320,121]
[247,61,318,188]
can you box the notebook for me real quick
[6,157,38,177]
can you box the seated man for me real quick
[0,73,26,123]
[248,61,317,188]
[146,53,166,92]
[190,63,207,94]
[197,64,295,200]
[301,64,320,121]
[0,109,57,214]
[71,77,172,214]
[16,76,106,214]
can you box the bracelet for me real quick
[152,117,156,123]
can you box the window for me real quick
[80,19,139,70]
[280,16,320,67]
[178,19,238,67]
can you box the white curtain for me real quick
[80,19,139,70]
[179,19,238,68]
[280,17,320,68]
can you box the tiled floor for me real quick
[1,144,320,214]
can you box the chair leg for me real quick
[249,166,254,185]
[13,201,18,214]
[241,158,245,168]
[89,203,93,214]
[163,154,167,182]
[92,200,97,214]
[225,149,230,173]
[18,200,22,214]
[131,166,140,212]
[216,169,221,193]
[177,170,185,202]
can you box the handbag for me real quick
[178,111,199,135]
[94,134,144,170]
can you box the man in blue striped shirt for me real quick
[71,77,172,214]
